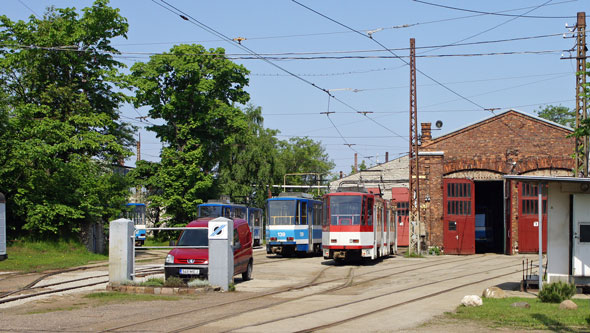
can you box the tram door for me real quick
[518,183,547,253]
[299,201,311,252]
[443,179,475,254]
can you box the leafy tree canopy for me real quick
[217,105,282,208]
[535,105,575,128]
[0,0,134,238]
[128,44,251,224]
[277,136,334,192]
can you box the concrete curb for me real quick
[106,283,221,295]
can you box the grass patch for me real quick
[0,241,107,272]
[84,292,179,303]
[143,238,169,247]
[404,251,424,258]
[447,297,590,331]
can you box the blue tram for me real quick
[125,203,147,246]
[247,207,263,246]
[266,192,323,256]
[197,201,262,246]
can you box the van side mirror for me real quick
[169,240,177,246]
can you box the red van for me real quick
[164,217,253,281]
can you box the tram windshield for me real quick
[125,204,146,226]
[198,205,229,218]
[268,200,297,225]
[330,195,362,225]
[177,229,208,246]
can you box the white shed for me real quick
[504,175,590,286]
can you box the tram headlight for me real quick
[165,254,174,264]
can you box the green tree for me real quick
[217,105,282,208]
[0,1,134,238]
[535,105,575,127]
[129,44,250,225]
[349,160,368,174]
[276,136,334,194]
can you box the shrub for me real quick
[428,246,442,256]
[164,276,186,287]
[187,279,209,288]
[538,281,576,303]
[140,278,164,287]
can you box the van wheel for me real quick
[242,260,253,281]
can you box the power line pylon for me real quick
[574,12,588,177]
[409,38,421,255]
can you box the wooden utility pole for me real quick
[408,38,421,254]
[574,12,588,177]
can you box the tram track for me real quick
[0,266,160,305]
[97,264,339,332]
[99,254,492,332]
[221,260,524,333]
[296,262,526,332]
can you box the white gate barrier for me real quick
[108,217,233,291]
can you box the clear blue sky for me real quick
[4,0,587,175]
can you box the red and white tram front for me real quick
[322,192,378,261]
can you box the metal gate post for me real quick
[109,218,134,283]
[538,182,545,291]
[0,192,6,261]
[208,217,234,291]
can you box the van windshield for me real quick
[177,229,208,246]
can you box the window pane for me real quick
[177,229,208,247]
[330,195,362,225]
[268,200,296,225]
[580,224,590,243]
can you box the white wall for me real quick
[547,182,571,283]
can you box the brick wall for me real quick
[419,110,574,251]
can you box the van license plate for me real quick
[180,269,200,275]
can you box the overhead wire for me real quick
[292,0,487,111]
[152,0,401,164]
[419,0,556,55]
[106,0,576,47]
[412,0,576,19]
[17,0,38,17]
[291,0,565,153]
[2,43,568,60]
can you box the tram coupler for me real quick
[333,250,346,260]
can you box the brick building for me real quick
[331,109,575,254]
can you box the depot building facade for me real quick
[330,109,575,255]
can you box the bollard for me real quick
[0,192,6,261]
[109,218,134,283]
[208,217,234,291]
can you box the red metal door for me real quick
[391,188,409,246]
[518,183,547,253]
[443,179,475,254]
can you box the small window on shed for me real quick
[580,224,590,243]
[448,221,457,231]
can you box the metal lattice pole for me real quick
[409,38,420,254]
[575,12,588,177]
